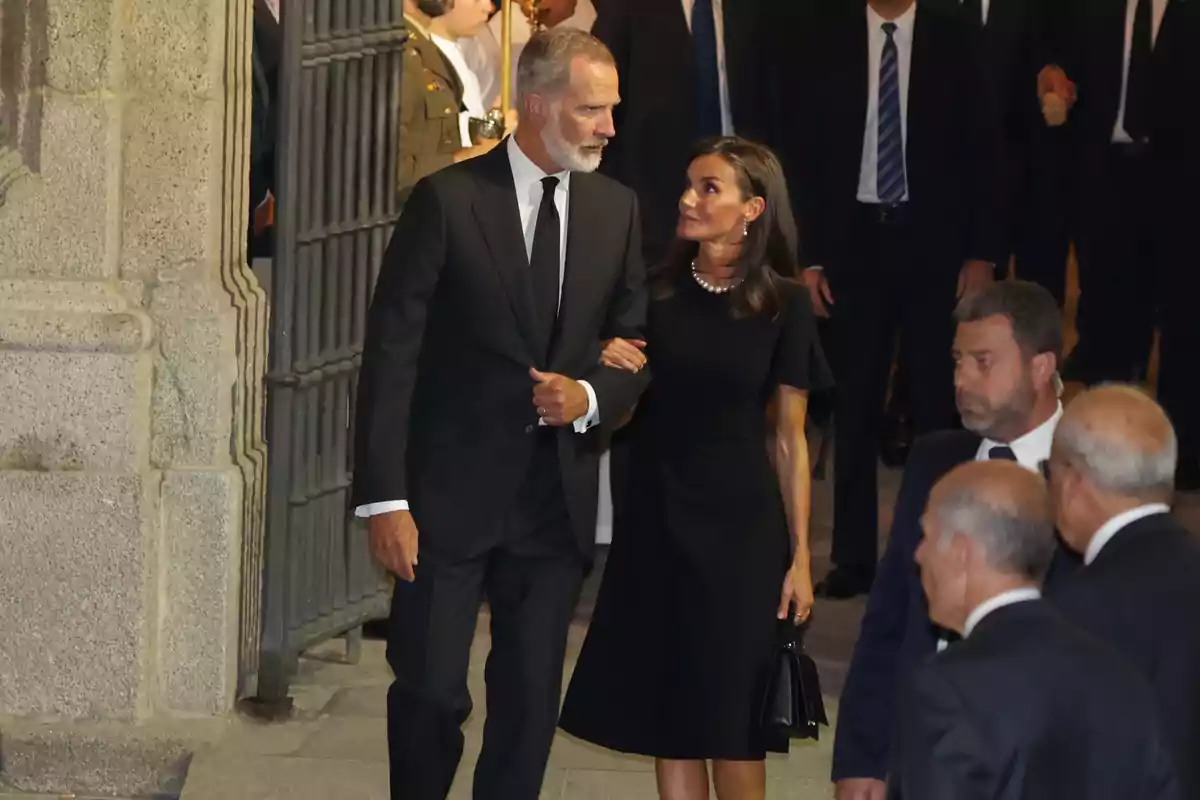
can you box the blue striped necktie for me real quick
[877,22,907,205]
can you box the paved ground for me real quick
[173,458,883,800]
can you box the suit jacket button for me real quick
[524,424,535,434]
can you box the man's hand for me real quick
[958,259,995,299]
[803,268,835,318]
[1037,65,1076,127]
[530,367,589,426]
[368,510,419,582]
[834,778,887,800]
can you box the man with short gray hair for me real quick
[891,460,1179,799]
[1048,385,1200,799]
[352,26,647,800]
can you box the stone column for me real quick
[0,0,263,793]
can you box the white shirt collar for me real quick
[867,2,917,40]
[506,136,571,192]
[976,403,1063,472]
[963,588,1042,638]
[1084,503,1171,565]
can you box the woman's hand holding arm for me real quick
[600,337,647,373]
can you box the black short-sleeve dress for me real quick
[559,273,833,760]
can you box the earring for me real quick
[742,218,750,237]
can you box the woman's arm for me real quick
[774,384,814,622]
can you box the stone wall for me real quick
[0,0,262,793]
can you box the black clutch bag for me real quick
[761,617,829,743]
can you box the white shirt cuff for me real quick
[355,500,409,518]
[574,380,599,433]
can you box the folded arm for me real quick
[580,193,651,432]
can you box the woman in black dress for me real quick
[558,137,832,799]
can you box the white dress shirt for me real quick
[974,403,1063,471]
[460,29,502,110]
[857,3,916,204]
[1112,0,1168,143]
[430,33,487,148]
[962,587,1042,638]
[354,137,599,518]
[680,0,736,136]
[1084,503,1171,565]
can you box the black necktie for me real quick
[692,0,723,138]
[1125,0,1154,141]
[962,0,984,26]
[988,445,1018,462]
[530,176,561,361]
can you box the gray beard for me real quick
[541,121,603,173]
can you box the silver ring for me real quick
[538,407,546,415]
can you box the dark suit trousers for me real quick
[1011,125,1073,306]
[1072,144,1162,383]
[385,437,585,800]
[830,205,958,574]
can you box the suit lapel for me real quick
[849,6,870,165]
[472,145,539,361]
[908,5,935,186]
[549,173,606,370]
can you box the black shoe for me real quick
[814,567,875,600]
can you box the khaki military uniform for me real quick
[398,18,465,199]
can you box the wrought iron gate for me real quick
[257,0,407,703]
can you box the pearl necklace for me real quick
[691,260,743,294]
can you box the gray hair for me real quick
[516,28,615,107]
[1055,386,1178,497]
[933,485,1056,581]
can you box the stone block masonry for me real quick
[0,0,264,794]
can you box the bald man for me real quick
[889,461,1179,800]
[1047,386,1200,800]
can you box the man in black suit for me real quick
[945,0,1073,304]
[1039,0,1200,488]
[351,29,649,800]
[782,0,1005,598]
[832,281,1077,800]
[591,0,777,265]
[891,459,1180,799]
[1048,385,1200,799]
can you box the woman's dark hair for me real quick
[417,0,454,17]
[649,136,801,319]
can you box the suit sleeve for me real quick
[580,191,650,432]
[959,20,1007,268]
[894,663,997,800]
[773,4,828,271]
[351,177,446,506]
[832,442,936,780]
